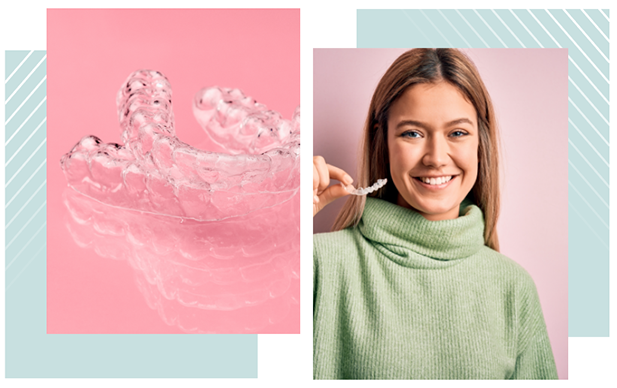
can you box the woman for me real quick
[313,48,558,380]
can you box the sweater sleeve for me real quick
[510,275,558,380]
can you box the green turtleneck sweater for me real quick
[313,198,558,380]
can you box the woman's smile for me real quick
[412,174,457,190]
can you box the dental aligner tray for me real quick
[345,178,387,196]
[60,70,300,221]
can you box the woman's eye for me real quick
[451,130,468,137]
[402,130,421,138]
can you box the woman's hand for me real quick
[313,156,354,217]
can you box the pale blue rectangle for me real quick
[4,50,258,377]
[357,9,610,337]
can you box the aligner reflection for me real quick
[63,188,299,333]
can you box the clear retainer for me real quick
[60,70,300,221]
[345,178,388,196]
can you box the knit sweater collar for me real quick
[358,197,486,264]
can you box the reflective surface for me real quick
[49,188,299,334]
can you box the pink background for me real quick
[47,9,299,334]
[313,49,568,379]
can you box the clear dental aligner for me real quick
[193,86,298,155]
[60,70,300,221]
[345,178,388,196]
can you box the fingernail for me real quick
[313,195,320,203]
[343,175,353,184]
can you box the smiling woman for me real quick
[312,48,558,380]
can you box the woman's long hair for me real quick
[332,48,501,251]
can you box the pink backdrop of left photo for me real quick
[47,9,300,334]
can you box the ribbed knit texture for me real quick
[313,198,558,380]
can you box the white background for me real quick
[1,0,616,387]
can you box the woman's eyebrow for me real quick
[445,118,474,127]
[395,118,474,130]
[395,119,430,130]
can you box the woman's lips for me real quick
[413,175,457,190]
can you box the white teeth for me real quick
[419,176,452,185]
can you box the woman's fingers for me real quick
[313,162,321,201]
[325,164,353,189]
[313,156,354,217]
[313,182,353,217]
[313,156,330,194]
[313,156,353,191]
[319,181,350,205]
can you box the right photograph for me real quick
[313,48,567,379]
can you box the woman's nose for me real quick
[422,136,449,168]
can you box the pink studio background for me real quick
[47,9,299,334]
[313,49,568,379]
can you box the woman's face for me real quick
[387,81,479,221]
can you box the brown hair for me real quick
[332,48,501,251]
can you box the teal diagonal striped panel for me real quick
[5,50,47,292]
[4,51,257,377]
[357,9,609,337]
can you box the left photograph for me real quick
[47,9,300,334]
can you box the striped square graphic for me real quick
[357,9,609,337]
[4,50,258,377]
